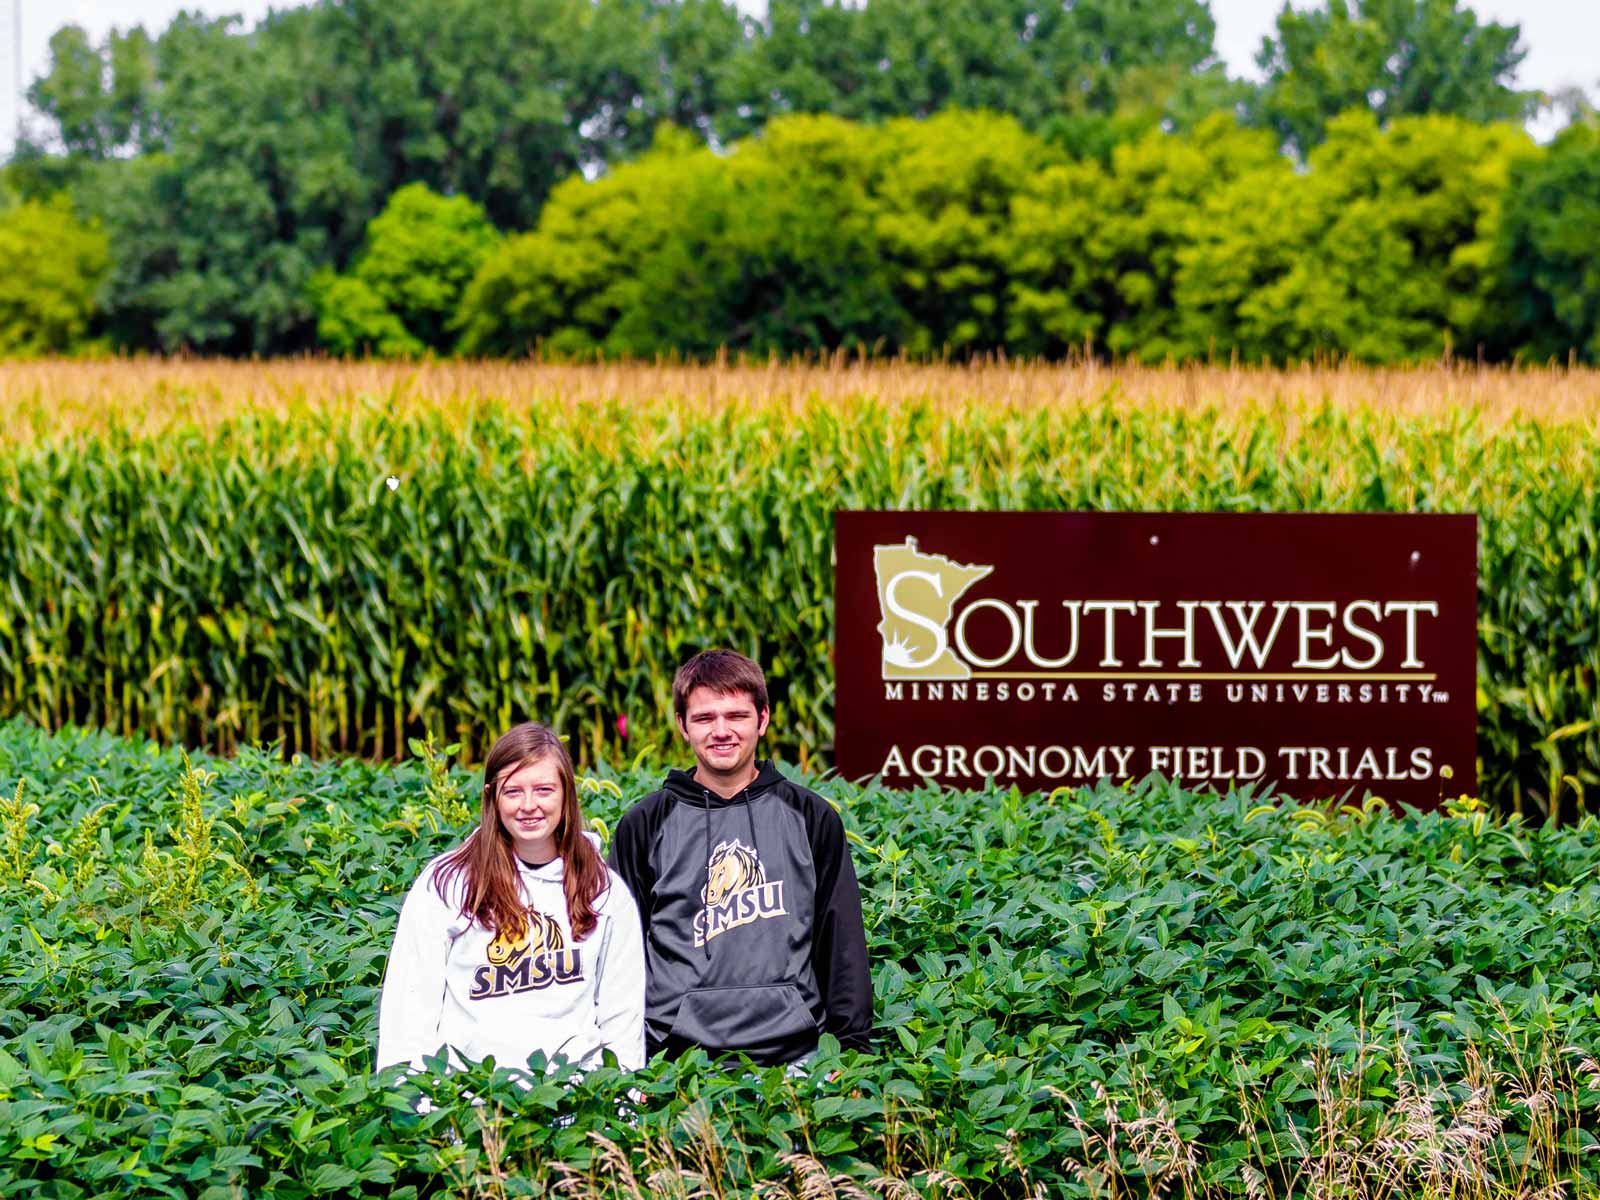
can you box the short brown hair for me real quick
[673,649,769,720]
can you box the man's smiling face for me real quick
[678,685,770,788]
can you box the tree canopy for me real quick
[0,199,110,355]
[1255,0,1536,155]
[1499,120,1600,363]
[4,0,1592,363]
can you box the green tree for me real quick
[313,183,500,356]
[1175,111,1533,362]
[309,275,420,358]
[22,0,713,354]
[717,0,1220,140]
[871,111,1056,355]
[78,12,367,354]
[0,199,110,354]
[459,118,904,359]
[25,25,162,159]
[0,143,95,205]
[1044,62,1255,162]
[1256,0,1535,155]
[311,0,683,232]
[1007,113,1282,359]
[456,127,716,358]
[1499,121,1600,363]
[644,0,752,138]
[27,1,691,232]
[610,115,903,357]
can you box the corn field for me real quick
[0,359,1596,819]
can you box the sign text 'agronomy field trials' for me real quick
[834,512,1477,807]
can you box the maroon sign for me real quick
[833,512,1477,807]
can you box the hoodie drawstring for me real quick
[742,794,763,882]
[702,796,712,962]
[701,773,769,963]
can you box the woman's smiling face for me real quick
[495,755,564,863]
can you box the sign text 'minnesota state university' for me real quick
[833,512,1477,807]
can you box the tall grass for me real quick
[450,1022,1600,1200]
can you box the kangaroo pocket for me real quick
[668,983,817,1053]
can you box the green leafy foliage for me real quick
[1498,119,1600,364]
[75,13,368,355]
[463,110,1056,358]
[18,0,1225,358]
[716,0,1219,142]
[1045,61,1257,163]
[25,24,162,160]
[461,116,913,358]
[1005,114,1285,359]
[1254,0,1536,156]
[624,118,905,358]
[0,392,1594,819]
[1175,112,1535,363]
[0,199,110,355]
[24,1,694,355]
[456,126,716,358]
[461,109,1549,363]
[4,721,1600,1196]
[311,0,672,231]
[312,184,501,357]
[872,112,1050,356]
[11,2,1587,361]
[307,275,422,360]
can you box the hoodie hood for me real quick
[662,760,786,807]
[512,829,604,882]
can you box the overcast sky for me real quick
[1,0,1594,154]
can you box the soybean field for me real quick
[4,720,1600,1198]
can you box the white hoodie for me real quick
[376,832,646,1076]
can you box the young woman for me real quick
[377,722,645,1079]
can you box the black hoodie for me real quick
[607,761,873,1065]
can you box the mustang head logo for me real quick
[702,838,765,908]
[486,909,565,967]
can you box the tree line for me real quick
[1,0,1595,363]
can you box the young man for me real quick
[608,649,873,1066]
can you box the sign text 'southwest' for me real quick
[836,513,1477,807]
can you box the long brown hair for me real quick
[433,723,607,941]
